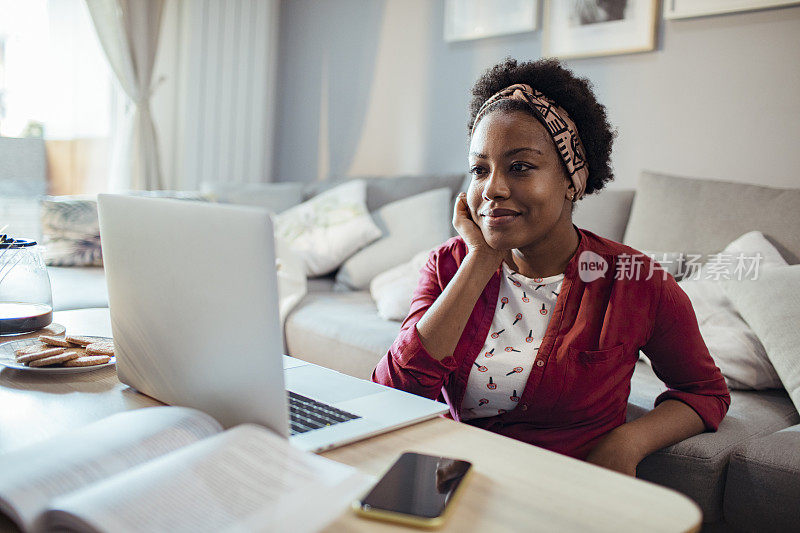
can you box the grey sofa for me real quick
[24,171,799,532]
[284,171,800,532]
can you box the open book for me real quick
[0,407,370,533]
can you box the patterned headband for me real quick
[471,83,589,200]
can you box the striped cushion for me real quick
[40,196,102,267]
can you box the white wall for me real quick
[273,1,800,189]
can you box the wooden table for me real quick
[0,309,702,533]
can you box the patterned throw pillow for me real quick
[274,180,382,276]
[40,196,102,267]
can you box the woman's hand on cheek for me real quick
[453,193,504,267]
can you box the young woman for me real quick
[372,58,730,476]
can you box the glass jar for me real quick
[0,235,54,335]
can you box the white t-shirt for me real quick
[461,263,563,420]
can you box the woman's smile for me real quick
[481,207,522,227]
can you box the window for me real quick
[0,0,121,194]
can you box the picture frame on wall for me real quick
[664,0,800,19]
[444,0,539,42]
[543,0,658,59]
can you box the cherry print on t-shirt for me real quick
[497,409,507,414]
[474,362,487,372]
[535,284,545,291]
[484,348,494,358]
[552,290,559,297]
[512,313,523,325]
[500,297,508,309]
[510,390,519,402]
[491,329,505,339]
[526,330,534,343]
[522,291,529,303]
[540,304,548,316]
[487,377,497,390]
[508,276,521,287]
[533,277,543,283]
[506,366,523,376]
[505,347,521,353]
[478,398,489,406]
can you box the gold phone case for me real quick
[352,467,473,529]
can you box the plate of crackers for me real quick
[0,333,115,373]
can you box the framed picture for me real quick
[444,0,539,42]
[664,0,800,19]
[543,0,658,59]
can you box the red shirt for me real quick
[372,228,730,459]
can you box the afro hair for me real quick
[468,58,616,195]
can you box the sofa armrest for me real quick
[723,425,800,532]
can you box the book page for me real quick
[0,406,220,530]
[41,424,371,533]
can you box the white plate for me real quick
[0,336,115,373]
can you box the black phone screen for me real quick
[359,452,472,518]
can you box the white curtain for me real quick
[85,0,164,190]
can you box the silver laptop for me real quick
[97,194,447,452]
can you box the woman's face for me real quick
[467,110,574,253]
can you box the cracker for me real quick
[63,355,111,367]
[86,342,114,356]
[15,343,50,356]
[39,335,72,347]
[65,335,97,347]
[28,350,81,367]
[17,347,67,364]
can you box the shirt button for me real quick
[522,405,528,411]
[536,360,544,367]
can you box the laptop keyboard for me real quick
[288,391,361,435]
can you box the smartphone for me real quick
[353,452,473,528]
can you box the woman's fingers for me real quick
[452,194,473,230]
[453,194,486,245]
[453,192,467,216]
[453,193,504,267]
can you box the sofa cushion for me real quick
[302,174,466,212]
[48,266,108,311]
[572,189,635,242]
[623,171,800,264]
[200,181,303,213]
[284,290,398,380]
[275,180,382,276]
[335,188,452,289]
[627,360,800,522]
[306,275,336,294]
[723,424,800,533]
[677,231,785,390]
[370,248,431,321]
[724,265,800,412]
